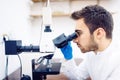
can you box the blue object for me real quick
[60,42,73,60]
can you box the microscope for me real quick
[4,31,77,80]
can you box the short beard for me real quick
[88,35,98,52]
[81,35,98,53]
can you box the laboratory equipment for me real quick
[53,32,78,48]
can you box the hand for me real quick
[60,42,73,60]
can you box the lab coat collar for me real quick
[96,40,113,55]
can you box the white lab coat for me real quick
[61,40,120,80]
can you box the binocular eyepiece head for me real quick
[52,32,78,48]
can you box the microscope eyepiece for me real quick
[53,32,78,48]
[67,32,78,41]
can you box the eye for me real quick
[75,30,82,36]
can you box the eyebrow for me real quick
[75,30,82,33]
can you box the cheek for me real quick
[79,35,91,45]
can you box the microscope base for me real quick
[32,59,61,80]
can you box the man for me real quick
[60,5,120,80]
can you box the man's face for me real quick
[73,18,98,53]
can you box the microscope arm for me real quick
[4,40,39,55]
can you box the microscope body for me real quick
[4,31,77,80]
[4,40,61,80]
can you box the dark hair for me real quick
[71,5,113,39]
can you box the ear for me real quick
[93,28,105,39]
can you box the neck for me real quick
[95,38,112,53]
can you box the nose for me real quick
[73,37,78,43]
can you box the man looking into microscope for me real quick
[60,5,120,80]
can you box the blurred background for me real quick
[0,0,120,79]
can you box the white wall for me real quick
[0,0,31,79]
[0,0,120,79]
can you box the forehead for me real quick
[75,18,89,32]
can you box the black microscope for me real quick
[4,31,77,80]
